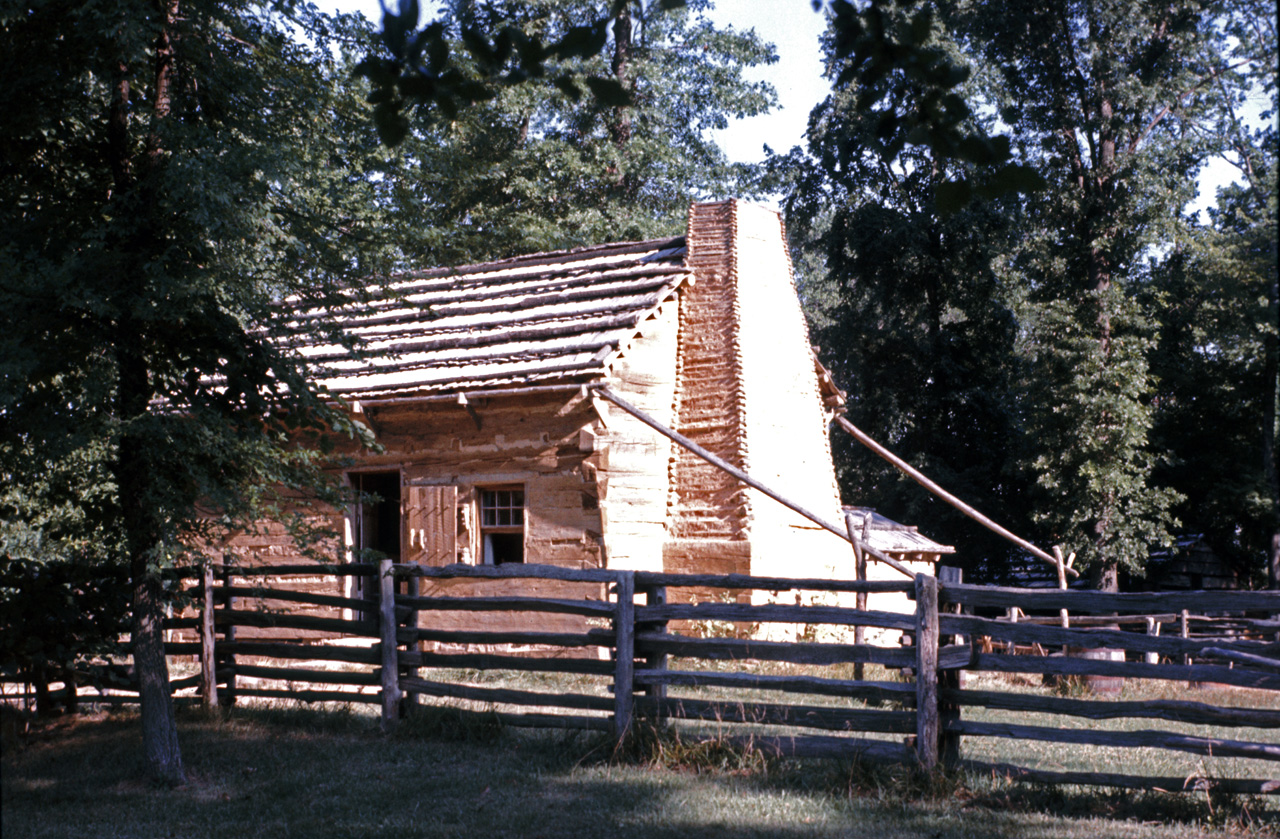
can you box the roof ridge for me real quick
[391,236,687,283]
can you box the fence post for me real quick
[401,565,419,716]
[1144,617,1161,665]
[845,512,869,682]
[936,566,962,768]
[379,558,401,733]
[640,582,668,712]
[200,562,219,708]
[218,564,237,707]
[914,573,940,771]
[613,571,636,745]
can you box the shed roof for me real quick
[843,507,956,557]
[290,238,691,401]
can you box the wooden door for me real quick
[403,485,457,567]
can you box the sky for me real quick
[329,1,1246,218]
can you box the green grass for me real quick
[954,671,1280,784]
[3,697,1277,839]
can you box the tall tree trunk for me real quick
[608,4,632,195]
[1266,248,1279,589]
[106,0,186,785]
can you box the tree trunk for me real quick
[1265,249,1279,589]
[117,347,186,786]
[105,0,186,786]
[610,6,632,150]
[1091,561,1119,593]
[608,4,633,196]
[132,562,185,785]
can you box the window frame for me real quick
[478,485,526,565]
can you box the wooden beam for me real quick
[633,669,916,703]
[344,383,590,408]
[834,415,1074,577]
[958,760,1280,795]
[943,688,1280,728]
[951,719,1280,761]
[632,571,912,594]
[939,583,1280,614]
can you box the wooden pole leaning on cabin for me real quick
[834,415,1076,579]
[378,558,402,733]
[613,572,637,745]
[1053,546,1071,630]
[914,574,941,772]
[199,563,218,708]
[591,386,915,579]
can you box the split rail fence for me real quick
[7,561,1279,795]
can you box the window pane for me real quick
[480,487,523,532]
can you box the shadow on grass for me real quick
[2,704,1276,839]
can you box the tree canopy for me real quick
[2,0,1275,787]
[378,0,778,265]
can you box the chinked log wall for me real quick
[70,562,1280,795]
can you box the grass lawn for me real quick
[3,699,1277,839]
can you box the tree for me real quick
[943,0,1230,589]
[781,3,1027,574]
[0,1,384,783]
[378,0,778,265]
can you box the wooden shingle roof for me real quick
[291,237,690,401]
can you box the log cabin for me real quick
[219,199,953,642]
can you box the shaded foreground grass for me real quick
[3,703,1277,839]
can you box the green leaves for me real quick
[807,0,1045,215]
[359,0,691,146]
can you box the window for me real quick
[479,487,524,564]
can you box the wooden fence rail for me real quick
[7,561,1278,796]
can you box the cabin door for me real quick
[349,470,401,614]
